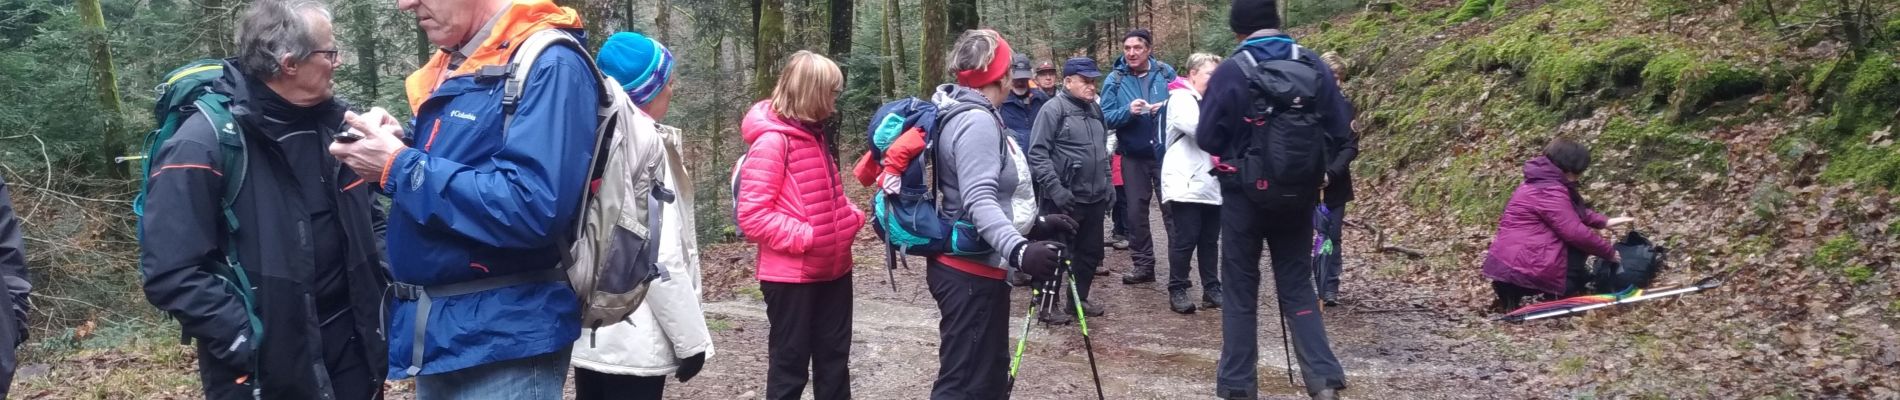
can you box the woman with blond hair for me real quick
[1160,52,1225,314]
[926,29,1076,399]
[734,50,865,400]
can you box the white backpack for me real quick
[509,30,674,342]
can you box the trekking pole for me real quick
[1280,315,1297,388]
[1063,258,1106,400]
[1007,276,1044,391]
[885,246,900,292]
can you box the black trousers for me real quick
[0,300,18,399]
[1214,194,1345,398]
[926,262,1011,400]
[573,368,667,400]
[1045,200,1108,302]
[761,275,854,400]
[1122,156,1171,275]
[1494,245,1595,312]
[1166,202,1222,295]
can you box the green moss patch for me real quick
[1596,117,1729,184]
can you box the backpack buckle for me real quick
[475,64,515,80]
[391,282,424,301]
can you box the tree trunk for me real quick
[416,25,432,65]
[78,0,126,173]
[348,0,382,103]
[828,0,853,57]
[199,0,231,56]
[656,0,671,42]
[890,0,907,72]
[880,0,897,98]
[755,0,785,99]
[947,0,977,34]
[917,0,946,96]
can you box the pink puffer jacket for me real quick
[736,101,865,283]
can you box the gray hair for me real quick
[235,0,332,80]
[946,29,1002,85]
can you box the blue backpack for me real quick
[864,98,996,258]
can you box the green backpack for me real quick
[133,59,263,363]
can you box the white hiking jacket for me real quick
[1161,86,1222,205]
[572,123,715,376]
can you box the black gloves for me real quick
[676,352,707,382]
[1011,241,1067,280]
[1026,214,1079,240]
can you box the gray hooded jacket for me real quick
[931,85,1030,270]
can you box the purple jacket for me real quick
[1482,156,1616,295]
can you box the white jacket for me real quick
[572,123,715,376]
[1161,86,1222,205]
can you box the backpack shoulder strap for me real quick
[496,29,611,125]
[928,102,995,221]
[190,93,247,229]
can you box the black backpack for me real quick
[1592,231,1669,292]
[1232,46,1331,211]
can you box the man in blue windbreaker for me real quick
[327,0,599,397]
[1100,28,1178,285]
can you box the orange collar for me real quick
[402,0,584,113]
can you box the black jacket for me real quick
[1197,31,1359,207]
[0,174,29,398]
[1027,91,1114,212]
[139,60,388,399]
[0,176,28,336]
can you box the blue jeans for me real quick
[416,347,572,400]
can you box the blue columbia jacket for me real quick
[381,1,597,378]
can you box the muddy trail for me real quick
[668,209,1519,399]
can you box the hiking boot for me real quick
[1121,272,1155,284]
[1201,292,1223,309]
[1169,291,1197,314]
[1311,388,1340,400]
[1066,300,1105,317]
[1038,309,1074,326]
[1321,292,1340,307]
[1093,267,1110,276]
[1110,237,1130,250]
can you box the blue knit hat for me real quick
[597,32,675,106]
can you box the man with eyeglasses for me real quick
[139,0,388,398]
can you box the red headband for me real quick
[955,35,1013,88]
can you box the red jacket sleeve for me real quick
[852,151,879,187]
[1530,187,1616,260]
[735,132,814,254]
[881,128,928,176]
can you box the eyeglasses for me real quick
[310,49,340,63]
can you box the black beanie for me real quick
[1230,0,1282,34]
[1124,29,1153,45]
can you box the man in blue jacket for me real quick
[1100,28,1177,285]
[999,52,1049,149]
[327,0,599,397]
[1195,0,1357,398]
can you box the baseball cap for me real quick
[1010,53,1034,80]
[1036,61,1058,74]
[1062,57,1102,78]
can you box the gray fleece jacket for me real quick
[931,85,1029,270]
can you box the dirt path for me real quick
[667,214,1516,399]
